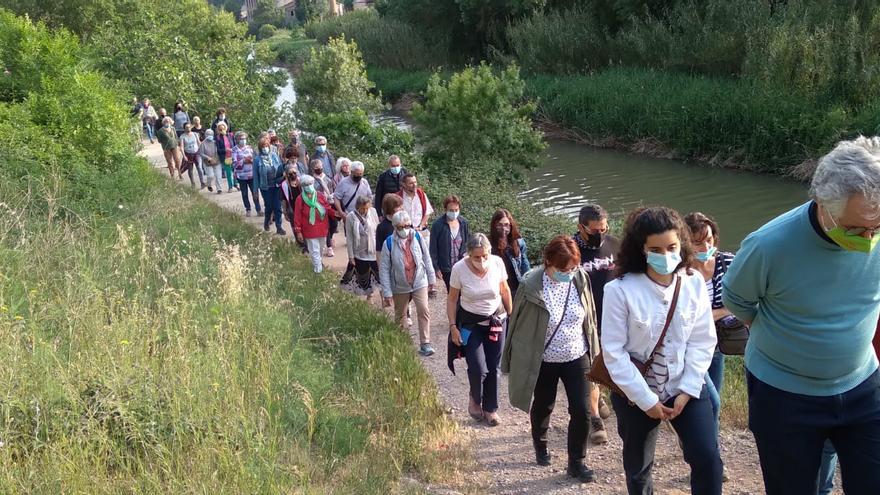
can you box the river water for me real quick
[274,68,807,251]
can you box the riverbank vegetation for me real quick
[303,0,880,175]
[0,7,466,492]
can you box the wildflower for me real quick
[118,204,124,209]
[120,339,130,346]
[0,306,7,313]
[14,315,23,321]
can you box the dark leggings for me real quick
[463,323,503,413]
[237,178,261,212]
[530,354,591,460]
[326,218,338,247]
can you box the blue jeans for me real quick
[143,122,155,141]
[705,351,725,436]
[611,387,722,495]
[748,369,880,495]
[261,187,283,230]
[237,178,261,213]
[817,439,837,495]
[462,324,503,413]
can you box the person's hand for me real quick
[348,258,355,266]
[295,233,303,243]
[428,284,435,293]
[450,325,462,346]
[645,401,674,420]
[670,394,692,419]
[435,271,443,281]
[383,297,392,307]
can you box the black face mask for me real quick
[586,232,604,249]
[352,175,363,183]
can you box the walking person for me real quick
[284,128,308,166]
[502,235,601,483]
[294,175,337,273]
[310,159,338,257]
[156,116,182,179]
[154,107,168,137]
[281,166,306,253]
[376,193,404,253]
[311,135,336,177]
[172,103,190,138]
[334,157,352,185]
[685,211,736,481]
[573,204,620,444]
[345,195,380,301]
[448,233,512,425]
[142,98,158,143]
[722,137,880,495]
[488,209,530,298]
[199,129,223,193]
[334,161,371,216]
[179,123,205,189]
[602,207,721,495]
[254,136,286,235]
[211,107,232,135]
[379,211,437,356]
[398,173,434,238]
[215,122,237,192]
[373,155,407,211]
[232,132,261,216]
[429,195,470,293]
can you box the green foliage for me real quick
[296,0,328,23]
[366,66,434,101]
[296,36,382,115]
[305,9,447,69]
[413,63,545,182]
[249,0,284,32]
[268,33,319,66]
[257,23,278,40]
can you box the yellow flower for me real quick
[0,306,7,312]
[119,339,130,346]
[13,315,23,321]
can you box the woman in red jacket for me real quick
[294,174,337,273]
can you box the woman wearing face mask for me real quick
[379,210,437,356]
[254,136,286,235]
[448,233,512,425]
[156,116,182,179]
[281,165,307,253]
[334,157,352,185]
[489,209,530,298]
[502,235,601,482]
[376,193,404,254]
[345,195,380,301]
[215,122,237,192]
[179,123,204,189]
[429,195,470,293]
[294,175,337,273]
[310,159,338,257]
[601,207,721,495]
[199,129,223,194]
[232,132,261,217]
[685,211,736,482]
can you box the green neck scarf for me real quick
[302,190,326,225]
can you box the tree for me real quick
[296,0,328,23]
[412,63,545,183]
[250,0,284,30]
[296,36,382,115]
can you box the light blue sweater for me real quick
[723,202,880,396]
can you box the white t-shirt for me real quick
[402,189,434,229]
[450,255,507,316]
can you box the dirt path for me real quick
[141,142,829,494]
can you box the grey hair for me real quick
[351,160,365,172]
[387,154,401,165]
[162,116,173,125]
[316,135,327,143]
[355,195,372,209]
[234,131,248,140]
[337,157,352,169]
[391,210,412,227]
[810,136,880,218]
[284,164,297,174]
[204,129,214,137]
[299,174,315,187]
[466,233,492,254]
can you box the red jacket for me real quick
[293,192,336,239]
[874,318,880,360]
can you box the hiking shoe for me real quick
[534,443,551,466]
[419,343,435,356]
[207,186,213,192]
[276,228,286,235]
[589,416,608,445]
[483,412,500,427]
[599,396,612,419]
[567,461,597,483]
[216,190,223,195]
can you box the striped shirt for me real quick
[706,252,735,310]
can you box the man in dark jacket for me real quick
[374,154,407,212]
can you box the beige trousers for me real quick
[393,287,431,344]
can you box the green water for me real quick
[525,140,809,251]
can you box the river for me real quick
[275,69,807,251]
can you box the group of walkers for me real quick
[137,99,880,494]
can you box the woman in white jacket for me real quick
[344,195,380,301]
[601,207,721,495]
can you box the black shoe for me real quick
[276,228,286,235]
[567,460,596,483]
[534,442,551,466]
[263,225,270,232]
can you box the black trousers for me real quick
[530,354,591,461]
[611,387,721,495]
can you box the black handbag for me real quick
[715,315,749,355]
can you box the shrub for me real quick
[257,23,277,40]
[296,36,382,115]
[413,63,545,182]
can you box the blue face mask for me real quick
[552,269,574,283]
[316,145,326,153]
[645,251,681,275]
[695,246,717,262]
[446,211,459,220]
[390,165,402,174]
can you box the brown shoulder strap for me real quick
[644,275,682,370]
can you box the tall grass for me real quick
[304,10,447,70]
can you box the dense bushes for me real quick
[296,36,382,115]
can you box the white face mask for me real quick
[396,227,411,238]
[471,256,489,271]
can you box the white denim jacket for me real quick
[601,270,716,411]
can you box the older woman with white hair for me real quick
[379,210,437,356]
[723,136,880,495]
[447,233,512,426]
[345,195,380,300]
[293,174,337,273]
[334,157,352,184]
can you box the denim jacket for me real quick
[253,152,284,190]
[504,238,531,283]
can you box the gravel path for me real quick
[141,141,837,494]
